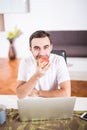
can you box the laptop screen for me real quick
[17,97,76,121]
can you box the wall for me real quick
[0,0,87,58]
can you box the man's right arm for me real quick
[16,73,40,99]
[16,62,50,99]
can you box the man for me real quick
[16,30,71,99]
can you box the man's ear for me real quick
[30,47,32,51]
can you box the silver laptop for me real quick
[17,97,76,121]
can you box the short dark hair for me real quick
[29,30,52,47]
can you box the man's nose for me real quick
[39,49,45,55]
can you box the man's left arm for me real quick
[29,80,71,97]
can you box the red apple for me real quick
[37,56,49,68]
[40,57,49,63]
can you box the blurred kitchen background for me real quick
[0,0,87,58]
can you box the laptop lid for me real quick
[17,97,76,121]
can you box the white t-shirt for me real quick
[17,54,70,91]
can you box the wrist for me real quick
[34,72,41,79]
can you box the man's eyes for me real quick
[34,46,40,50]
[44,45,49,49]
[33,45,49,50]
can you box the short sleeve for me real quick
[57,57,70,84]
[17,59,28,81]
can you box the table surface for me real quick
[0,95,87,111]
[0,95,87,130]
[0,109,87,130]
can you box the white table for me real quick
[0,95,87,111]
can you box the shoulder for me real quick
[50,53,65,64]
[20,56,34,66]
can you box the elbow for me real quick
[65,88,71,97]
[61,87,71,97]
[66,92,71,97]
[64,81,71,97]
[17,94,24,99]
[16,88,26,99]
[16,93,26,99]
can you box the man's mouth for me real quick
[36,55,49,60]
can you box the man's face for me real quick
[30,36,53,60]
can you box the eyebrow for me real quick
[44,45,49,47]
[33,46,40,49]
[33,44,49,48]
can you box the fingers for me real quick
[28,89,39,97]
[37,56,49,69]
[41,62,50,70]
[37,59,50,70]
[36,58,51,77]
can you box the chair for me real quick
[51,50,67,63]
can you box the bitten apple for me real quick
[37,56,49,69]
